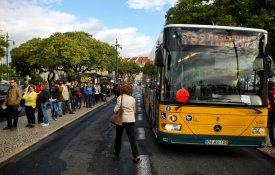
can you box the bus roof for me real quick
[165,24,267,34]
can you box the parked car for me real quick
[0,83,10,116]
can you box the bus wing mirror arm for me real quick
[155,46,165,67]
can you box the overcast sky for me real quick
[0,0,177,59]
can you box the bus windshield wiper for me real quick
[227,30,240,79]
[175,102,187,110]
[227,101,262,113]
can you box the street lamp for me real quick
[113,38,122,83]
[5,32,15,80]
[96,64,102,84]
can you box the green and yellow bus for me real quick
[144,24,273,147]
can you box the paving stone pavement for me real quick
[258,134,275,159]
[0,96,114,164]
[0,95,275,164]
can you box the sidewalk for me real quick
[0,96,114,165]
[258,134,275,159]
[0,96,275,164]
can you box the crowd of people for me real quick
[2,78,114,129]
[2,79,140,162]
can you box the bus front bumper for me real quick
[157,131,266,147]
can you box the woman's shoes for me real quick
[133,156,140,163]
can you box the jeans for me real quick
[58,101,63,116]
[6,105,19,127]
[50,100,58,119]
[269,111,275,146]
[115,122,139,158]
[86,94,93,107]
[64,100,73,113]
[41,102,49,124]
[71,96,77,110]
[37,101,44,123]
[76,96,82,108]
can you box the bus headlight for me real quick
[162,124,182,131]
[252,128,266,134]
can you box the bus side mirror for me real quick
[267,55,273,78]
[167,54,171,70]
[155,47,164,67]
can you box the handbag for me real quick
[110,95,123,125]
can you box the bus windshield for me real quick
[162,27,266,106]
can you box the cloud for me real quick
[126,0,177,11]
[0,0,154,58]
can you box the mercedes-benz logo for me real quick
[213,124,222,132]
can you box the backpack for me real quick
[38,90,49,103]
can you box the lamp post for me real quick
[113,38,122,83]
[96,64,102,84]
[5,32,15,80]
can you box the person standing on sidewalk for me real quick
[39,82,50,126]
[113,83,140,163]
[35,82,44,123]
[2,79,22,130]
[81,83,87,108]
[62,82,75,114]
[49,82,59,121]
[84,82,94,108]
[268,80,275,147]
[22,85,37,128]
[69,82,77,111]
[94,83,101,104]
[57,81,64,117]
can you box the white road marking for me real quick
[137,114,143,121]
[136,128,145,140]
[137,155,151,175]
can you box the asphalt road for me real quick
[1,88,275,175]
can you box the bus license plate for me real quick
[205,140,228,145]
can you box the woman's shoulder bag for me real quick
[110,95,124,125]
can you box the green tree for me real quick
[142,63,155,83]
[28,73,43,85]
[125,62,141,83]
[0,39,8,58]
[0,39,16,81]
[0,64,15,81]
[10,31,117,82]
[11,38,44,78]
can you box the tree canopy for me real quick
[165,0,275,59]
[10,31,118,82]
[0,39,16,81]
[0,39,8,58]
[116,61,141,83]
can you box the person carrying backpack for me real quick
[268,80,275,147]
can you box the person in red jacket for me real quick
[268,80,275,147]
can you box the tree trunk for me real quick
[47,70,55,83]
